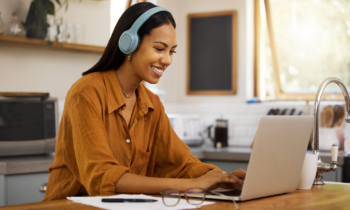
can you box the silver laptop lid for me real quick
[240,116,313,201]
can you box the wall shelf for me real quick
[0,35,105,54]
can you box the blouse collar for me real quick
[102,69,154,114]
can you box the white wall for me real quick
[0,45,100,100]
[0,0,109,101]
[157,0,254,103]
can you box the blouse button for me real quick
[126,139,131,143]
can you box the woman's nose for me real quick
[161,53,172,66]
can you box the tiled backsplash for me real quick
[163,102,312,147]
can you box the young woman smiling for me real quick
[43,2,245,201]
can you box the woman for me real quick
[43,2,245,201]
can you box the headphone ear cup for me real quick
[118,7,170,55]
[119,31,139,54]
[128,33,140,54]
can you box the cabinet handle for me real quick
[39,183,47,192]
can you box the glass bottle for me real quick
[55,17,67,42]
[66,23,75,43]
[46,16,57,41]
[0,12,4,35]
[8,12,25,36]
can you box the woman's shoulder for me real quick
[139,84,166,114]
[140,84,162,103]
[66,72,106,103]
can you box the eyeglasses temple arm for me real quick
[208,190,240,210]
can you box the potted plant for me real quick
[24,0,67,39]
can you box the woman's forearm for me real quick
[115,172,192,194]
[115,169,244,194]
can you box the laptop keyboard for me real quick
[208,188,242,196]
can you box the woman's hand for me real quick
[231,168,246,180]
[201,168,246,191]
[209,168,246,190]
[190,168,244,190]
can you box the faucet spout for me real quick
[313,77,350,185]
[313,77,350,155]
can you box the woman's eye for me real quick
[156,48,163,51]
[171,50,177,54]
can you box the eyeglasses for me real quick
[160,188,240,210]
[160,188,206,207]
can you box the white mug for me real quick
[297,154,318,190]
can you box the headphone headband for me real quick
[119,6,171,54]
[129,7,168,34]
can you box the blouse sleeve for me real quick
[152,103,218,179]
[63,93,129,196]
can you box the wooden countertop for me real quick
[1,183,350,210]
[0,153,54,175]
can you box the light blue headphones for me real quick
[119,7,170,54]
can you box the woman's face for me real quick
[131,23,177,84]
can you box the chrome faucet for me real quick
[313,77,350,185]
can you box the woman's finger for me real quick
[224,173,244,190]
[216,169,243,183]
[231,168,246,179]
[218,172,244,187]
[199,168,244,190]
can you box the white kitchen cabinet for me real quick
[0,172,49,206]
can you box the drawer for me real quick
[6,172,49,206]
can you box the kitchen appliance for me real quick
[167,114,203,146]
[207,119,228,148]
[0,94,58,156]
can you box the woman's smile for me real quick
[151,65,165,77]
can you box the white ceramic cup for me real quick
[297,154,318,190]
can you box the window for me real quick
[255,0,350,100]
[110,0,129,35]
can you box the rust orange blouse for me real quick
[43,69,217,201]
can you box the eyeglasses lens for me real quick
[162,189,180,207]
[186,188,205,205]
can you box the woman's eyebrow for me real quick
[153,41,177,48]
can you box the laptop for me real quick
[205,116,314,201]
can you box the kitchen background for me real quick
[1,0,348,146]
[0,0,347,148]
[1,0,350,207]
